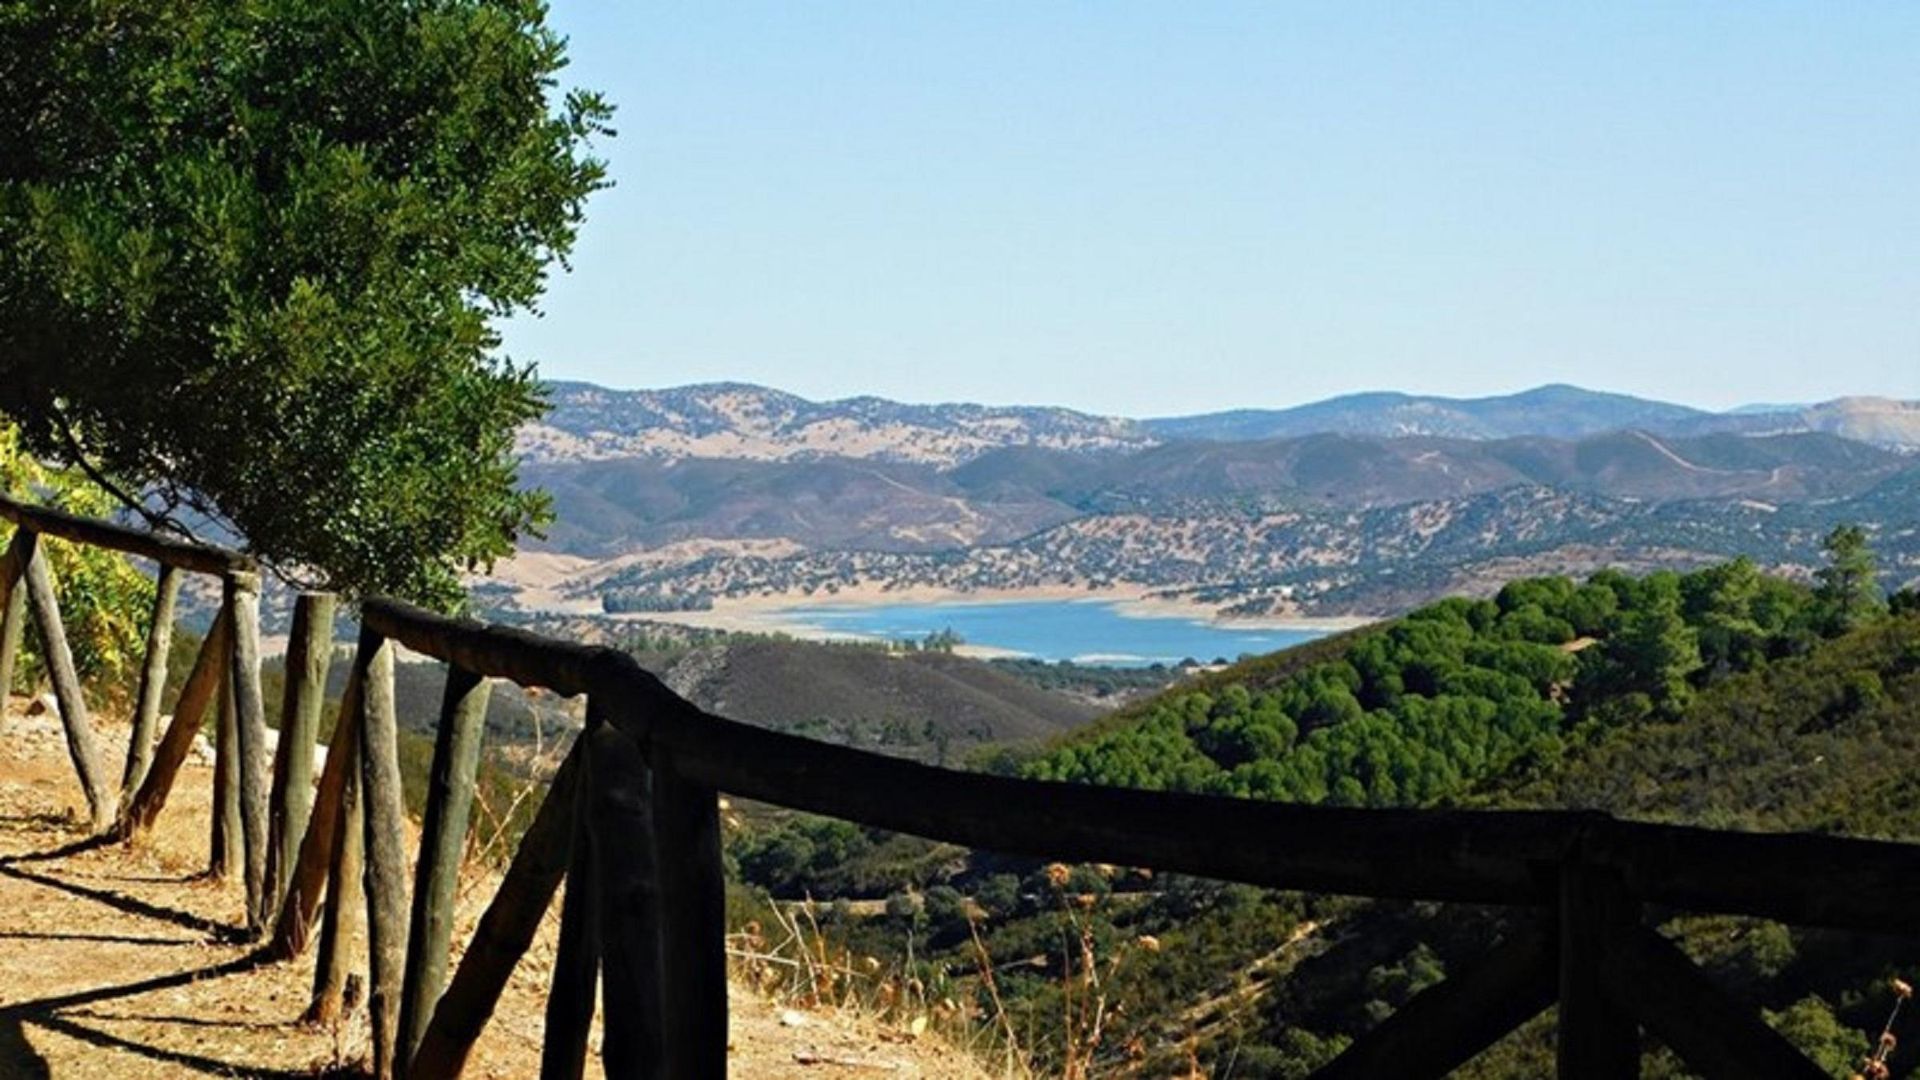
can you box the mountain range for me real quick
[488,380,1920,621]
[520,380,1920,467]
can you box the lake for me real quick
[769,599,1327,667]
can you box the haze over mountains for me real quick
[491,380,1920,620]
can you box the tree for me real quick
[1812,524,1882,636]
[0,1,612,605]
[0,423,154,691]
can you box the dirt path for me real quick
[0,700,987,1078]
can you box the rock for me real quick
[26,692,56,717]
[190,732,216,765]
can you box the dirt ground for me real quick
[0,699,986,1078]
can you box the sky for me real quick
[501,2,1920,417]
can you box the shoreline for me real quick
[618,584,1374,643]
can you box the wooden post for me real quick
[398,665,492,1068]
[308,728,365,1026]
[1559,858,1640,1079]
[584,717,666,1077]
[116,610,230,841]
[541,774,600,1080]
[1599,926,1832,1080]
[651,746,728,1078]
[225,572,272,934]
[358,633,409,1080]
[267,637,358,962]
[409,744,583,1080]
[23,534,115,829]
[0,527,32,726]
[211,661,242,879]
[1309,924,1555,1080]
[120,564,180,800]
[266,592,335,917]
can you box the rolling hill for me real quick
[649,637,1101,762]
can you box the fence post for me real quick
[584,715,666,1077]
[266,592,335,917]
[23,532,115,829]
[225,571,272,934]
[357,632,409,1080]
[398,664,492,1068]
[408,744,583,1080]
[651,745,728,1078]
[542,767,600,1080]
[1559,856,1640,1079]
[211,660,242,879]
[0,526,33,730]
[268,636,359,962]
[308,720,365,1026]
[121,564,181,799]
[115,610,230,841]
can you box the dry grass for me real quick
[0,696,987,1078]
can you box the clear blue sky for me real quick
[502,2,1919,417]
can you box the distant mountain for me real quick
[1143,384,1710,442]
[1665,396,1920,447]
[491,379,1920,621]
[518,381,1154,466]
[523,382,1920,471]
[524,428,1907,557]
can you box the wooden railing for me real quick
[2,495,1915,1079]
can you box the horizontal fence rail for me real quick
[2,501,1914,1079]
[0,492,255,575]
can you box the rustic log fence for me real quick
[3,496,1917,1078]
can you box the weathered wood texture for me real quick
[24,536,115,829]
[210,664,242,879]
[409,745,583,1080]
[266,593,334,917]
[541,773,600,1080]
[363,596,603,697]
[308,732,365,1026]
[651,746,728,1078]
[0,492,253,575]
[356,634,409,1080]
[0,528,33,731]
[120,564,180,799]
[1558,862,1641,1079]
[1601,926,1832,1080]
[398,665,492,1069]
[116,610,230,840]
[226,572,272,934]
[1309,924,1556,1080]
[267,660,363,961]
[583,718,666,1077]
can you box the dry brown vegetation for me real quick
[0,699,985,1078]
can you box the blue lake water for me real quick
[772,599,1326,667]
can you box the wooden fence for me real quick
[3,494,1916,1079]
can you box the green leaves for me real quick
[0,0,610,606]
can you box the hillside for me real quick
[651,637,1101,761]
[489,380,1920,624]
[518,380,1154,466]
[569,478,1920,620]
[719,561,1920,1076]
